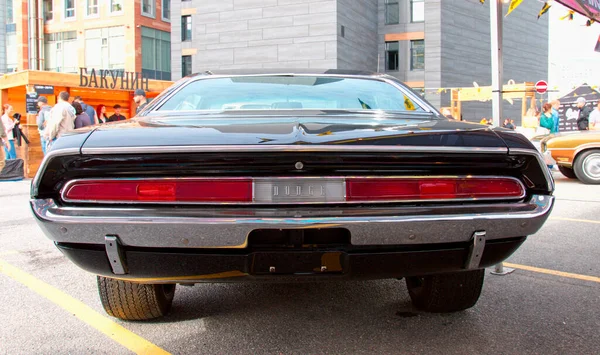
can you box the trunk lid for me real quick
[80,111,509,150]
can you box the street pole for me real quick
[490,0,514,276]
[490,0,503,127]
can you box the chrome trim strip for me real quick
[31,147,81,197]
[508,148,555,192]
[59,175,527,205]
[30,195,554,248]
[80,145,508,155]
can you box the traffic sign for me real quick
[535,80,548,94]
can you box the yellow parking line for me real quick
[503,262,600,284]
[550,217,600,224]
[0,259,171,355]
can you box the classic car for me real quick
[542,130,600,184]
[30,70,555,321]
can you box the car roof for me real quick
[186,69,385,78]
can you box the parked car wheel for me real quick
[573,149,600,185]
[97,276,176,320]
[406,269,484,313]
[558,165,577,179]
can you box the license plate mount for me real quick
[253,178,345,204]
[251,252,348,275]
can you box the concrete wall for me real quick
[423,0,441,109]
[439,0,549,123]
[337,0,378,71]
[172,0,339,81]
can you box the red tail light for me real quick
[63,179,253,203]
[62,177,525,204]
[346,177,525,201]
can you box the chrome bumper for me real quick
[30,195,554,249]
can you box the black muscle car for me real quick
[30,70,554,320]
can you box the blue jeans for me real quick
[39,131,47,155]
[4,140,16,160]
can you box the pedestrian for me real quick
[12,113,30,147]
[1,104,17,160]
[96,104,109,124]
[503,118,515,130]
[480,117,488,125]
[36,96,52,155]
[575,97,592,130]
[588,100,600,130]
[0,114,6,143]
[134,89,149,115]
[539,103,557,134]
[72,102,93,128]
[108,104,126,122]
[74,96,98,124]
[45,91,75,150]
[551,99,560,133]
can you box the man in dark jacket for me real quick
[576,97,592,130]
[107,104,127,122]
[134,89,149,115]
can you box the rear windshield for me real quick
[157,76,426,113]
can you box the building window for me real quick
[65,0,75,19]
[162,0,171,21]
[85,26,125,70]
[43,0,53,21]
[182,56,192,77]
[181,16,192,41]
[385,0,399,25]
[6,0,14,24]
[6,33,18,72]
[44,31,78,73]
[141,27,171,80]
[110,0,123,13]
[87,0,99,17]
[411,0,425,22]
[141,0,155,17]
[385,42,399,71]
[410,40,425,70]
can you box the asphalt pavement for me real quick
[1,172,599,355]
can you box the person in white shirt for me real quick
[589,101,600,130]
[1,104,16,160]
[44,91,75,150]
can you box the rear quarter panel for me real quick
[546,132,600,166]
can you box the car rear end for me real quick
[29,72,555,319]
[31,139,553,280]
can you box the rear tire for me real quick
[97,276,176,320]
[406,269,484,313]
[558,165,577,179]
[573,149,600,184]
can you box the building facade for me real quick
[0,1,7,73]
[170,0,548,122]
[3,0,171,80]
